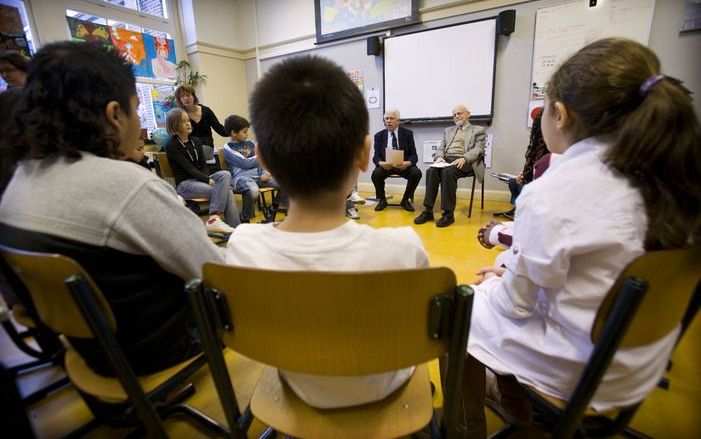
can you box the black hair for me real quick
[547,38,701,248]
[249,55,368,197]
[224,115,250,134]
[0,88,23,196]
[6,41,136,163]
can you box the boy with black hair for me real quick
[225,55,429,409]
[221,114,285,222]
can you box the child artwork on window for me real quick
[110,26,149,78]
[148,35,177,80]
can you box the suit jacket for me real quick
[372,126,418,167]
[436,123,487,182]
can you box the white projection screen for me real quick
[383,18,497,122]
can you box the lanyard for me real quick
[178,138,198,162]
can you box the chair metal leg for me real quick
[468,176,476,218]
[481,179,484,210]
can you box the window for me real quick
[0,0,35,91]
[102,0,168,19]
[65,7,177,135]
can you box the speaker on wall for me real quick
[367,36,382,56]
[497,9,516,36]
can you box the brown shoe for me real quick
[485,370,532,427]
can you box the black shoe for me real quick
[374,198,388,211]
[400,198,415,212]
[414,210,434,225]
[436,211,455,228]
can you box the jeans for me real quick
[177,171,240,227]
[234,176,284,220]
[508,177,523,204]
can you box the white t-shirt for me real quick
[468,137,677,411]
[225,220,429,408]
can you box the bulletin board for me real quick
[530,0,655,100]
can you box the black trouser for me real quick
[371,165,422,201]
[423,157,474,213]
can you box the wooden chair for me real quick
[187,264,474,439]
[0,262,69,406]
[152,151,211,214]
[0,244,228,439]
[489,247,701,438]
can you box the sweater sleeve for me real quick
[223,144,260,170]
[107,178,225,279]
[203,106,228,138]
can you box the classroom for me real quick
[1,0,700,438]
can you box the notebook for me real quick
[385,148,404,167]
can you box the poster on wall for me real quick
[66,16,113,48]
[346,70,365,92]
[0,4,30,57]
[66,16,178,80]
[143,34,177,80]
[151,85,175,129]
[110,27,149,78]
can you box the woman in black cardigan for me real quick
[174,84,227,150]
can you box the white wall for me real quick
[239,0,701,198]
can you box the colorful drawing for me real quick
[144,34,177,79]
[66,16,112,48]
[346,69,364,92]
[153,100,173,128]
[110,26,149,78]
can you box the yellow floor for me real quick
[2,193,700,438]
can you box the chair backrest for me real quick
[592,247,701,347]
[153,152,176,183]
[0,244,169,439]
[0,244,116,338]
[554,247,701,438]
[199,264,463,376]
[216,148,226,172]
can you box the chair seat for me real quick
[526,385,620,417]
[11,304,35,328]
[250,363,433,439]
[64,348,202,404]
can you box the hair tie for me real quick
[639,75,665,97]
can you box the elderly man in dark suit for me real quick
[371,108,422,212]
[414,104,486,227]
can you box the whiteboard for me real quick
[384,18,497,121]
[530,0,655,99]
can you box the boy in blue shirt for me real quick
[221,115,286,221]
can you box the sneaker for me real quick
[349,191,366,204]
[346,205,360,220]
[206,217,235,234]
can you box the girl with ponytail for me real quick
[460,38,700,436]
